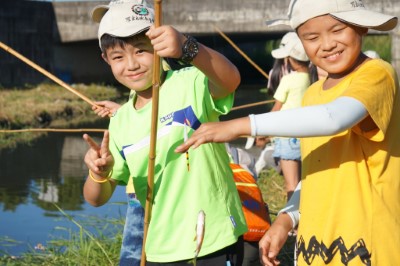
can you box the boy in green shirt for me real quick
[83,1,247,265]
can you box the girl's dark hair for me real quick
[268,58,319,95]
[288,58,319,83]
[268,58,291,95]
[308,63,319,84]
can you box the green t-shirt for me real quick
[108,67,247,262]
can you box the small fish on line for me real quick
[189,210,206,266]
[194,210,205,258]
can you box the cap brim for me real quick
[271,47,288,59]
[265,18,292,28]
[245,137,256,150]
[91,5,109,23]
[331,10,397,31]
[105,26,151,39]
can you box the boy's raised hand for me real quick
[83,130,114,177]
[175,117,251,153]
[146,25,186,59]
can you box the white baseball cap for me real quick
[91,0,153,23]
[271,32,309,62]
[266,0,398,31]
[95,1,154,46]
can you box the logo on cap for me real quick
[132,4,149,16]
[350,1,365,8]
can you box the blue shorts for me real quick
[119,193,144,266]
[272,138,301,161]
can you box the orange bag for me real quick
[231,163,271,242]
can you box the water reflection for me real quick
[0,133,126,255]
[0,86,271,255]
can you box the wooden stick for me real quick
[214,26,269,80]
[0,41,100,108]
[0,128,106,133]
[231,99,275,111]
[141,1,162,265]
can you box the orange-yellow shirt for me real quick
[299,59,400,265]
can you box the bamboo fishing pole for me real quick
[141,0,162,265]
[0,128,106,133]
[214,26,270,80]
[231,99,275,111]
[0,99,275,133]
[0,41,100,108]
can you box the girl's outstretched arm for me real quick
[175,96,368,153]
[175,117,251,153]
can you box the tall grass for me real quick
[258,168,296,265]
[0,204,124,266]
[0,169,292,265]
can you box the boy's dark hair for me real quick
[100,33,187,72]
[100,32,148,55]
[100,34,127,54]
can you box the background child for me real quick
[244,32,297,177]
[176,0,399,265]
[268,32,315,201]
[83,1,247,265]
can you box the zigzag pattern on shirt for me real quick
[296,235,371,265]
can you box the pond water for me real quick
[0,86,270,256]
[0,132,127,256]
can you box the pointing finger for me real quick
[100,130,110,158]
[83,134,100,153]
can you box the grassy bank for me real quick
[0,83,294,265]
[0,168,293,265]
[0,83,126,149]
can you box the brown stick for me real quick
[0,128,106,133]
[214,26,269,80]
[0,41,100,108]
[231,99,275,111]
[141,1,162,265]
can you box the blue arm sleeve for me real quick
[249,96,368,137]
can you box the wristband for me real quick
[248,114,257,136]
[89,169,112,184]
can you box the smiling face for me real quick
[102,34,154,94]
[297,15,368,80]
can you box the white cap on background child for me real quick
[277,32,297,49]
[266,0,397,31]
[271,32,309,62]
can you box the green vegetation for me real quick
[0,83,126,149]
[0,204,124,266]
[258,168,296,265]
[362,34,392,62]
[0,168,293,265]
